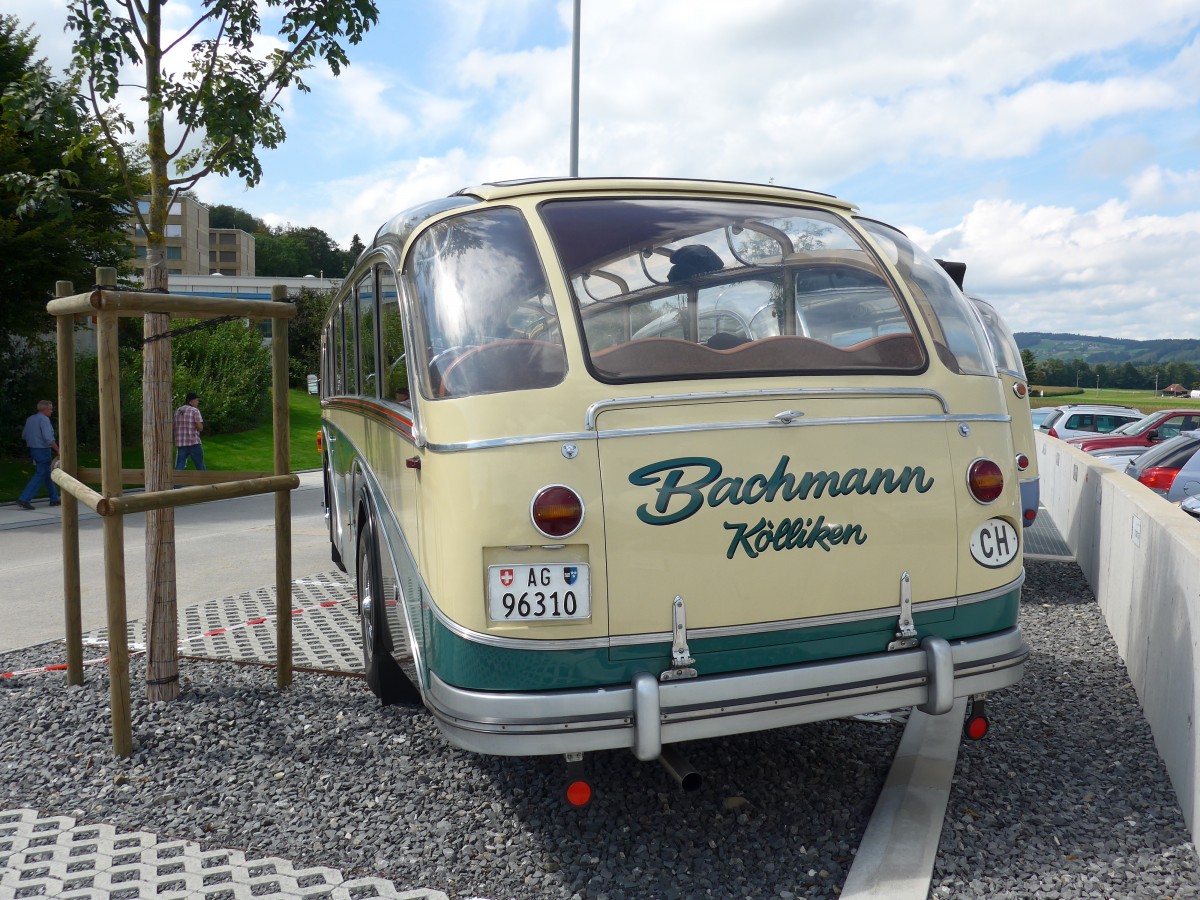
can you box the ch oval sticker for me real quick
[969,518,1019,569]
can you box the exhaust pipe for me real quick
[658,745,702,792]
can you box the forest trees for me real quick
[0,15,133,451]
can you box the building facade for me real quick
[126,195,255,277]
[208,229,256,276]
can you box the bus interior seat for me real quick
[437,340,567,397]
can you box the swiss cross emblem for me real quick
[500,568,514,587]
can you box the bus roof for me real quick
[455,177,855,210]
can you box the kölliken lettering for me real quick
[629,455,935,526]
[724,515,868,560]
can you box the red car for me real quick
[1067,409,1200,454]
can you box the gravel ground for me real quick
[933,560,1199,899]
[1,559,1197,899]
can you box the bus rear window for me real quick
[540,197,924,382]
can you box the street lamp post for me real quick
[569,0,580,177]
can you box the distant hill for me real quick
[1015,332,1200,365]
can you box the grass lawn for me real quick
[2,389,322,503]
[1030,387,1199,413]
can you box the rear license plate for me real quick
[487,564,591,621]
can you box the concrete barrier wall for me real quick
[1036,432,1200,838]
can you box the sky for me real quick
[9,0,1200,340]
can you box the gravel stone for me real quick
[1,559,1196,898]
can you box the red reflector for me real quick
[967,459,1004,503]
[531,485,584,538]
[1138,467,1180,492]
[966,716,989,741]
[1015,453,1030,472]
[1024,507,1038,523]
[566,780,592,807]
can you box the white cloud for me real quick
[910,199,1200,340]
[1126,165,1200,207]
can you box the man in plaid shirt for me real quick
[173,392,205,470]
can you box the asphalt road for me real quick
[0,470,333,652]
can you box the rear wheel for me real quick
[356,505,419,705]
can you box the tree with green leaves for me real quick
[66,0,379,290]
[0,15,137,453]
[0,15,133,339]
[65,0,379,707]
[208,203,265,234]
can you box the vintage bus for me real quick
[319,178,1030,797]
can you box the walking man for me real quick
[173,392,205,471]
[17,400,60,510]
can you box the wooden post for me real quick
[56,281,83,685]
[96,268,132,757]
[143,280,179,702]
[272,284,293,689]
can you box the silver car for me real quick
[1039,403,1143,441]
[1123,430,1200,501]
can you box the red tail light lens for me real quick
[967,458,1004,503]
[531,485,584,538]
[1015,453,1030,472]
[1138,467,1180,493]
[1047,427,1059,439]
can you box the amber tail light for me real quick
[531,485,584,539]
[967,458,1004,504]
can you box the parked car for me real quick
[1090,445,1148,468]
[1123,431,1200,501]
[1038,404,1143,441]
[1067,409,1200,454]
[1181,495,1200,521]
[1031,408,1055,429]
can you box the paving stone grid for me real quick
[82,572,365,675]
[0,808,447,900]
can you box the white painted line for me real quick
[840,697,966,900]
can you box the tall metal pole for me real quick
[569,0,580,177]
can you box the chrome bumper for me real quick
[424,627,1029,757]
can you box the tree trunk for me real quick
[142,1,179,703]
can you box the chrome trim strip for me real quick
[424,572,1025,652]
[423,412,1011,454]
[585,387,951,427]
[425,430,596,453]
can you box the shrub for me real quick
[171,319,271,433]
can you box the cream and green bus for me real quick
[320,178,1030,798]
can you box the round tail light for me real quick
[1015,453,1030,472]
[531,485,584,538]
[967,458,1004,504]
[1012,382,1028,399]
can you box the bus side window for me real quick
[358,271,378,397]
[342,297,358,394]
[379,265,409,405]
[332,303,345,395]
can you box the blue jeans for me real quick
[175,444,205,470]
[19,448,59,503]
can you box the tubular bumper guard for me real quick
[425,627,1029,758]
